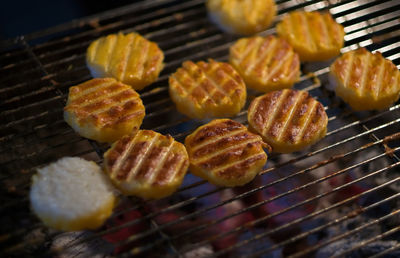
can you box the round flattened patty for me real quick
[86,32,164,90]
[30,157,116,231]
[276,11,344,62]
[248,89,328,153]
[169,59,247,119]
[330,48,400,111]
[185,119,268,187]
[104,130,189,199]
[64,78,145,143]
[229,35,300,92]
[207,0,276,35]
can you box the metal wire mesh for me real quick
[1,0,400,257]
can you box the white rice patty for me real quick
[30,157,115,222]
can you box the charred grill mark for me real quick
[189,119,244,146]
[280,94,313,143]
[192,131,257,159]
[153,150,184,186]
[116,141,149,180]
[250,90,282,132]
[111,110,145,126]
[77,89,135,114]
[276,91,307,141]
[197,141,263,171]
[71,83,125,106]
[105,135,134,171]
[134,145,165,181]
[302,102,327,141]
[266,90,299,138]
[215,153,266,179]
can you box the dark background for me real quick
[0,0,138,40]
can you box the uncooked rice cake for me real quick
[30,157,116,231]
[86,32,164,90]
[64,78,145,143]
[185,119,268,187]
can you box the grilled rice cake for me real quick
[207,0,276,35]
[30,157,116,231]
[104,130,189,199]
[86,32,164,90]
[185,119,268,187]
[229,35,300,92]
[330,48,400,111]
[276,11,344,62]
[64,78,145,143]
[248,89,328,153]
[169,59,247,119]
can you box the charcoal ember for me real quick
[51,231,113,258]
[210,189,255,252]
[316,240,400,258]
[316,206,400,258]
[150,186,255,255]
[102,202,149,254]
[235,229,281,258]
[180,244,214,258]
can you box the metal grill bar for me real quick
[201,159,400,257]
[149,219,182,257]
[100,147,400,256]
[2,0,394,97]
[1,0,400,257]
[1,43,398,134]
[248,195,400,258]
[169,147,400,254]
[2,21,399,137]
[3,103,398,250]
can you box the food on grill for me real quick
[248,89,328,153]
[229,35,300,92]
[330,48,400,111]
[29,157,116,231]
[86,32,164,90]
[206,0,276,35]
[169,59,247,119]
[64,78,145,143]
[104,130,189,199]
[185,119,268,187]
[276,11,345,62]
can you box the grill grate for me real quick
[1,0,400,257]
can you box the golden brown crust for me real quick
[86,32,164,90]
[229,35,300,92]
[64,78,145,143]
[330,48,400,110]
[248,89,328,153]
[185,119,267,186]
[276,11,344,61]
[207,0,276,35]
[104,130,189,199]
[169,59,247,119]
